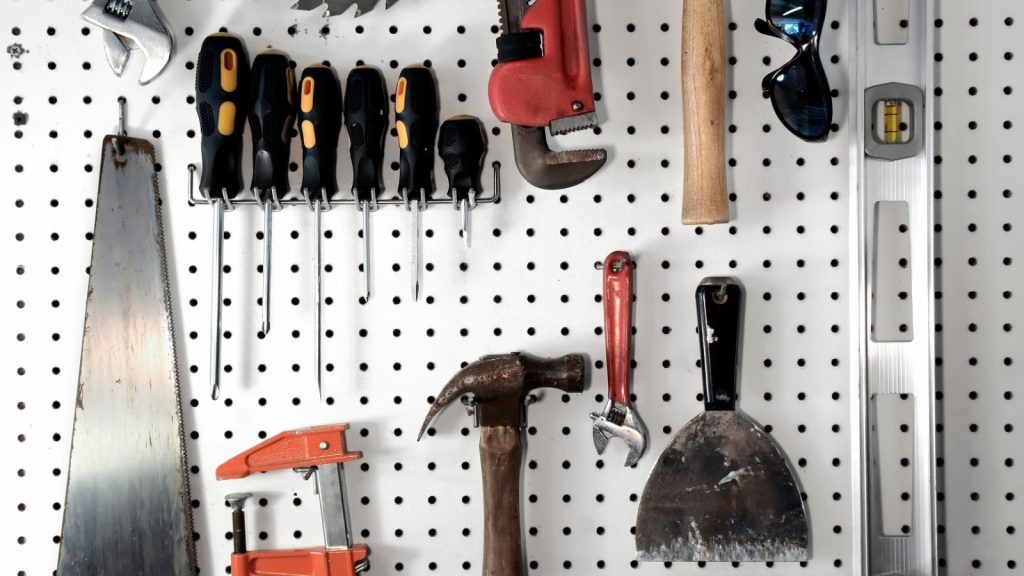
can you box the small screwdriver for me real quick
[298,64,343,400]
[195,33,250,401]
[248,50,296,336]
[395,65,439,301]
[439,116,487,249]
[343,67,389,302]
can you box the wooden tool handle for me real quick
[682,0,729,224]
[480,426,524,576]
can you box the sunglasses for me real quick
[755,0,833,142]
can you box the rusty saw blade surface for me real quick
[57,135,195,575]
[291,0,398,17]
[635,410,809,562]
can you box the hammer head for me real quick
[418,353,586,439]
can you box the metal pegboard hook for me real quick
[112,96,127,156]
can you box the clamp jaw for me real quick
[217,424,369,576]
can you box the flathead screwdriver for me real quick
[195,33,250,401]
[344,67,389,301]
[248,50,296,336]
[298,64,343,400]
[395,65,439,301]
[439,116,487,249]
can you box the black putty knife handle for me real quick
[696,277,743,411]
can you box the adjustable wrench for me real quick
[591,251,648,467]
[81,0,173,85]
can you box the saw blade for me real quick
[497,0,528,34]
[292,0,385,17]
[57,135,195,575]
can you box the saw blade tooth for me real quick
[549,112,600,135]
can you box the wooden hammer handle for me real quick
[480,426,524,576]
[682,0,729,224]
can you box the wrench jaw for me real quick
[81,0,173,85]
[590,399,648,467]
[510,125,607,190]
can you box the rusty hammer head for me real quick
[418,353,586,440]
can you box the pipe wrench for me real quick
[488,0,607,189]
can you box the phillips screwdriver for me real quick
[195,33,250,401]
[248,50,296,336]
[343,66,389,301]
[298,64,343,401]
[395,65,439,301]
[439,116,487,249]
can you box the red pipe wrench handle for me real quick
[231,545,369,576]
[603,251,633,405]
[488,0,596,127]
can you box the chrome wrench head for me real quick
[81,0,173,85]
[590,398,647,468]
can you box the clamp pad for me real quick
[217,424,361,480]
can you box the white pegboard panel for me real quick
[0,0,857,574]
[932,1,1023,574]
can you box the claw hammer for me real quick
[419,353,586,576]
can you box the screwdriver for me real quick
[248,50,296,336]
[395,65,439,301]
[298,64,343,400]
[343,66,389,301]
[439,116,487,248]
[195,33,250,401]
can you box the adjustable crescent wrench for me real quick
[217,424,370,576]
[81,0,173,85]
[591,251,648,467]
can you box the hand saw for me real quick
[291,0,398,17]
[57,102,195,575]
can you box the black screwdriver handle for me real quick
[196,34,250,201]
[395,65,439,199]
[249,50,296,199]
[344,66,389,203]
[298,65,343,203]
[439,115,487,201]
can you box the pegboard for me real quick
[931,2,1024,575]
[3,0,864,574]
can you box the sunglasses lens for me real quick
[769,53,831,140]
[769,0,823,43]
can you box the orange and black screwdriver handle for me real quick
[249,50,296,199]
[344,66,389,204]
[298,65,343,204]
[438,116,487,203]
[196,34,250,201]
[395,65,439,202]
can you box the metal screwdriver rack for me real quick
[1,0,1021,574]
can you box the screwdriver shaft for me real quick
[411,199,420,301]
[361,201,371,301]
[209,198,225,400]
[261,198,273,335]
[314,199,323,400]
[459,198,470,249]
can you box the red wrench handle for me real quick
[603,251,633,405]
[488,0,595,127]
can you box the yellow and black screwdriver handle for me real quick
[249,50,296,204]
[395,65,439,206]
[298,65,343,204]
[439,115,487,204]
[196,34,250,202]
[344,66,390,206]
